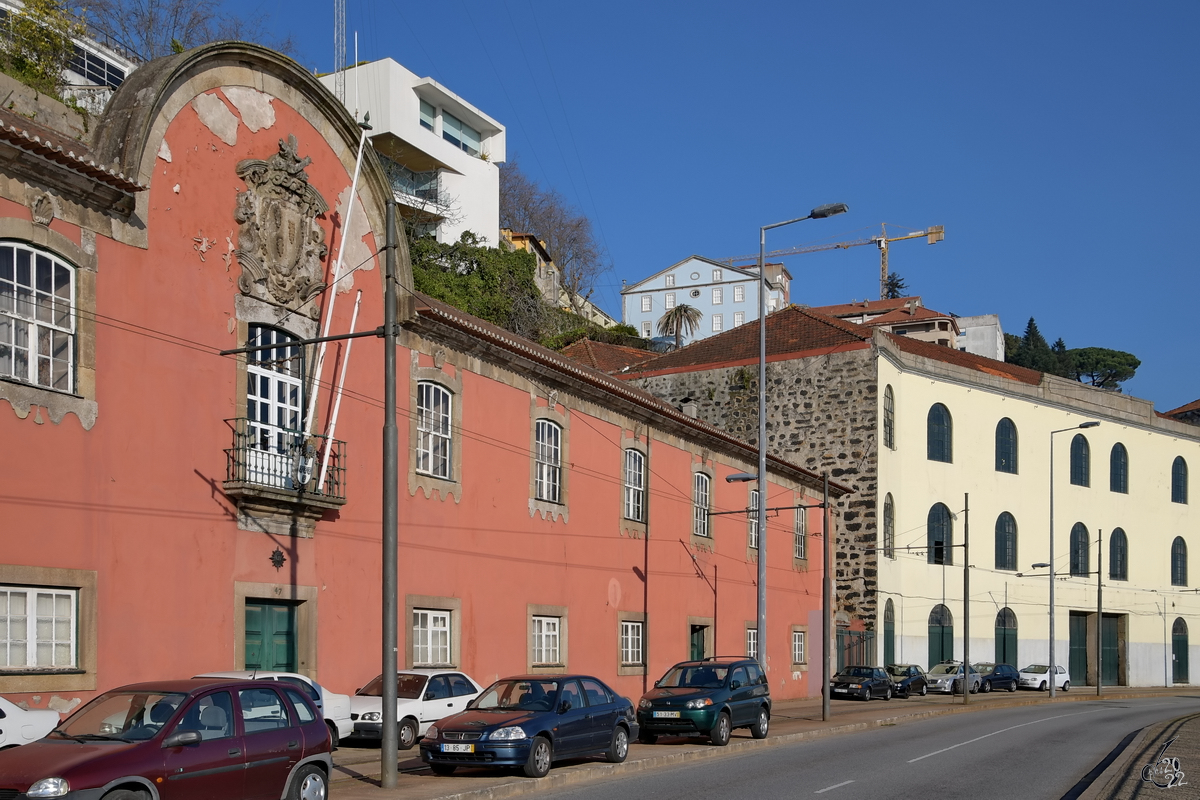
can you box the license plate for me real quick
[441,743,474,753]
[652,710,681,718]
[833,688,848,693]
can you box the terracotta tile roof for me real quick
[559,339,657,374]
[860,306,955,327]
[622,306,873,376]
[1165,399,1200,417]
[886,334,1043,385]
[408,292,851,495]
[0,107,146,194]
[806,297,921,318]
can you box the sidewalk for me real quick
[1079,706,1200,799]
[327,686,1199,800]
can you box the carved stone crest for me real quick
[234,135,329,318]
[31,192,55,226]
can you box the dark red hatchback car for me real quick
[0,678,332,800]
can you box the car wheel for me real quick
[326,721,339,749]
[1008,681,1017,693]
[1062,681,1069,692]
[982,681,992,693]
[638,731,658,744]
[884,686,892,701]
[606,726,629,763]
[287,764,328,800]
[102,791,150,800]
[969,681,978,694]
[1039,681,1047,692]
[919,684,927,697]
[709,711,731,747]
[523,736,552,778]
[431,763,457,776]
[398,718,419,750]
[751,707,769,739]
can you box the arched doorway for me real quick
[1174,618,1190,684]
[928,604,953,667]
[995,608,1017,666]
[884,599,895,666]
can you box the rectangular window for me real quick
[412,609,450,665]
[623,449,645,522]
[712,269,723,282]
[712,314,723,332]
[532,616,560,664]
[792,630,806,664]
[535,419,562,503]
[0,586,76,669]
[712,287,723,305]
[641,295,652,312]
[0,244,76,392]
[620,620,643,665]
[734,285,745,303]
[416,382,453,479]
[441,111,481,156]
[748,489,759,549]
[245,326,304,489]
[794,505,806,559]
[419,99,435,131]
[641,322,651,337]
[665,274,675,287]
[746,627,758,659]
[733,311,745,327]
[664,292,676,309]
[693,473,711,537]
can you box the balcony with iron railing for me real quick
[223,418,347,511]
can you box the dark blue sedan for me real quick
[419,675,638,778]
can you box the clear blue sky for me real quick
[257,0,1198,411]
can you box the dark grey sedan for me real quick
[974,662,1020,693]
[887,664,928,698]
[830,666,893,701]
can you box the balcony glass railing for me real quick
[378,155,443,205]
[224,418,346,502]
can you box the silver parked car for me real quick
[925,661,982,694]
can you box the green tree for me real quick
[656,304,703,350]
[0,0,81,97]
[1069,347,1140,390]
[884,272,908,299]
[1012,317,1057,373]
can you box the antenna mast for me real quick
[334,0,346,103]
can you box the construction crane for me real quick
[722,224,945,300]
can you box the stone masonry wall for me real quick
[629,346,880,629]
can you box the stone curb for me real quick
[333,689,1182,799]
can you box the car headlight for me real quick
[638,698,652,709]
[361,711,381,722]
[685,698,713,709]
[489,726,528,741]
[27,778,70,798]
[425,725,439,739]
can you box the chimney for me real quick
[905,300,917,316]
[681,399,699,418]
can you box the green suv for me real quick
[635,658,771,746]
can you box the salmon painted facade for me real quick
[0,44,845,721]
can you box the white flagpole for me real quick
[317,290,361,492]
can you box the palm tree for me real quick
[656,304,703,350]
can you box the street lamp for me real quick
[1048,421,1099,698]
[754,203,848,686]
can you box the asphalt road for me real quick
[531,696,1200,800]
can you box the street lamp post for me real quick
[1048,421,1099,699]
[754,203,847,680]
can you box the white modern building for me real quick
[321,59,505,245]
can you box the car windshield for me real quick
[55,690,187,741]
[358,674,428,699]
[886,666,911,678]
[928,664,960,676]
[657,665,730,689]
[974,663,997,674]
[1022,665,1049,674]
[471,679,559,711]
[836,667,875,679]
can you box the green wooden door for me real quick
[1101,614,1119,686]
[883,600,895,667]
[245,600,296,672]
[1174,618,1189,684]
[1068,612,1087,686]
[927,605,953,669]
[689,625,707,661]
[995,608,1017,667]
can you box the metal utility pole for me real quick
[380,200,398,788]
[333,0,346,103]
[963,493,970,705]
[822,473,832,721]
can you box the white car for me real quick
[0,695,59,749]
[1018,664,1070,692]
[349,669,483,750]
[193,670,353,746]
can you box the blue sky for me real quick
[258,0,1198,411]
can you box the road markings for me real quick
[815,780,855,793]
[908,707,1108,763]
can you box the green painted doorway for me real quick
[995,608,1017,666]
[1068,611,1087,685]
[883,599,895,666]
[927,604,953,668]
[1174,618,1190,684]
[1101,614,1120,686]
[689,625,707,661]
[245,600,297,672]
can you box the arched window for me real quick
[883,599,895,667]
[994,512,1017,571]
[995,418,1018,474]
[1173,457,1189,504]
[534,419,562,503]
[883,493,895,559]
[416,381,453,479]
[0,242,76,392]
[927,503,953,565]
[995,608,1017,667]
[1109,528,1128,581]
[1070,522,1090,577]
[1172,537,1188,587]
[623,449,645,522]
[1070,434,1091,487]
[883,385,895,450]
[1109,443,1128,493]
[927,404,952,463]
[928,604,953,666]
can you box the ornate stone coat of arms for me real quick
[235,135,329,318]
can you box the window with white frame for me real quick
[641,321,651,337]
[532,616,560,664]
[412,609,450,665]
[535,419,562,503]
[1,586,76,669]
[442,111,481,156]
[665,292,676,309]
[693,472,711,537]
[416,382,453,479]
[665,274,675,287]
[712,314,723,332]
[641,295,652,312]
[712,269,722,282]
[0,243,75,393]
[620,620,643,665]
[245,326,304,489]
[624,448,645,522]
[748,489,760,548]
[794,503,807,559]
[792,630,806,664]
[734,285,745,303]
[733,311,745,327]
[712,287,723,305]
[746,627,758,659]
